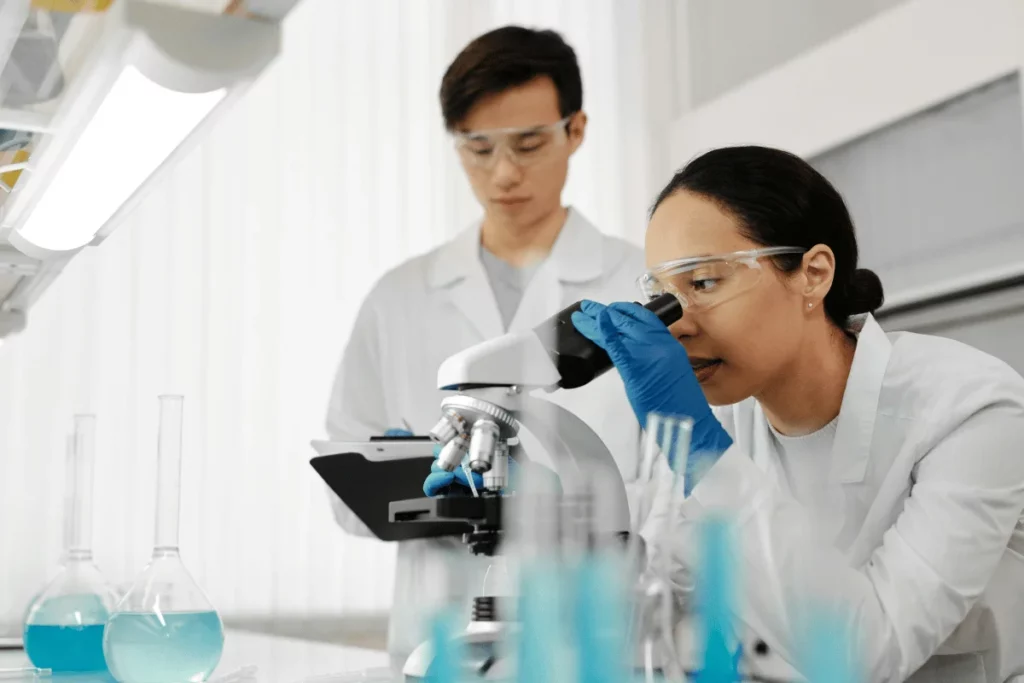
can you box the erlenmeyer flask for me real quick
[23,415,118,673]
[103,395,224,683]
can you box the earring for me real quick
[807,303,813,309]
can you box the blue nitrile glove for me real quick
[424,453,564,497]
[571,301,733,494]
[423,459,487,497]
[381,429,484,496]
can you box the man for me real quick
[325,26,644,667]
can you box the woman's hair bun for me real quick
[841,268,885,316]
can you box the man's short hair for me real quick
[440,26,583,131]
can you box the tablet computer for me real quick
[310,438,471,542]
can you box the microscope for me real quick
[390,294,683,681]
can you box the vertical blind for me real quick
[0,0,676,622]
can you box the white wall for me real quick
[0,0,677,624]
[684,0,907,106]
[670,0,1024,308]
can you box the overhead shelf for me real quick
[0,0,300,338]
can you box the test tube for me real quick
[633,413,693,683]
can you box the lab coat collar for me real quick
[426,207,605,289]
[829,314,891,484]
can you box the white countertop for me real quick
[0,629,391,682]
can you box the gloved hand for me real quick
[423,460,487,497]
[423,450,563,497]
[571,301,733,494]
[381,429,483,496]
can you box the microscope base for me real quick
[402,620,511,682]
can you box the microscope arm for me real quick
[481,389,631,536]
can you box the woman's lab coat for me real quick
[645,314,1024,682]
[325,209,645,666]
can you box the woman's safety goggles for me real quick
[453,115,573,170]
[637,247,807,312]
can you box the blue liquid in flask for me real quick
[24,624,107,672]
[104,610,224,683]
[23,594,110,673]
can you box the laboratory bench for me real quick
[224,613,389,652]
[0,628,391,682]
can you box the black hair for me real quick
[440,26,583,131]
[651,146,884,327]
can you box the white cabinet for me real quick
[812,75,1024,308]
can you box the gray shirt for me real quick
[479,245,544,330]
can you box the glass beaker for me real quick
[103,395,224,683]
[23,415,118,673]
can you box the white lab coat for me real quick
[325,209,644,666]
[644,314,1024,683]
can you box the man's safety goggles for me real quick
[453,115,573,170]
[637,247,807,312]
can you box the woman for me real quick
[571,146,1024,683]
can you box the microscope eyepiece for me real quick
[534,293,683,390]
[642,292,684,325]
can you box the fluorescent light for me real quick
[14,65,224,253]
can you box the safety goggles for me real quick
[637,246,807,312]
[453,115,574,170]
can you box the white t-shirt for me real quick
[768,417,841,541]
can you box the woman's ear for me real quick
[801,244,836,308]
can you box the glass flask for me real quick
[21,434,75,625]
[103,395,225,683]
[23,415,118,673]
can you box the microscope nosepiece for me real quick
[468,420,500,473]
[436,434,469,472]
